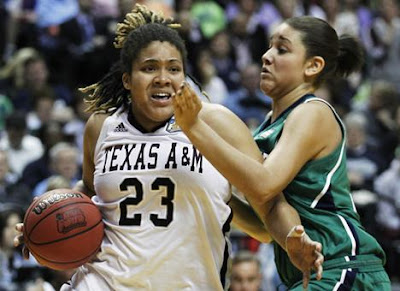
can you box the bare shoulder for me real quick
[288,100,338,131]
[85,111,110,140]
[285,100,341,157]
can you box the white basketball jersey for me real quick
[62,108,232,291]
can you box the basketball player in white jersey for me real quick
[15,4,323,290]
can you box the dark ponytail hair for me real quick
[336,35,364,78]
[285,16,364,87]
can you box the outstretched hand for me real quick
[286,225,324,289]
[172,81,202,132]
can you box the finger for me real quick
[302,270,310,290]
[315,242,322,252]
[315,263,323,280]
[23,246,30,260]
[175,91,187,111]
[14,234,24,247]
[15,223,24,232]
[181,83,196,109]
[314,252,324,280]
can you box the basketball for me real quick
[23,188,104,270]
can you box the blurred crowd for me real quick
[1,0,400,290]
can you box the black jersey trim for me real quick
[127,106,171,133]
[220,209,233,289]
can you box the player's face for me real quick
[230,261,262,291]
[123,41,185,132]
[260,23,308,99]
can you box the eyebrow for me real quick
[270,35,292,44]
[141,58,182,64]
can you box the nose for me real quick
[154,70,171,86]
[262,49,272,65]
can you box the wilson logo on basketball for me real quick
[56,208,87,234]
[33,192,84,215]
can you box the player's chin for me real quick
[150,108,175,123]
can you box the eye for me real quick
[169,66,182,73]
[277,46,288,54]
[142,65,157,72]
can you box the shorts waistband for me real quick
[323,254,384,272]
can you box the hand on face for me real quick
[172,81,202,132]
[286,225,324,289]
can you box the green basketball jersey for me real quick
[253,94,386,288]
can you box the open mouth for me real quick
[151,92,172,101]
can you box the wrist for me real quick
[184,117,202,137]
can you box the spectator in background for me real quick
[225,0,281,37]
[26,87,55,134]
[373,148,400,281]
[0,150,32,210]
[0,204,43,291]
[257,243,283,291]
[224,63,271,130]
[191,47,228,104]
[369,0,400,91]
[315,78,356,118]
[0,94,13,134]
[0,49,72,112]
[35,0,117,87]
[344,111,383,236]
[22,120,66,191]
[0,112,44,177]
[190,0,226,40]
[71,0,120,87]
[63,91,91,163]
[356,80,399,171]
[334,0,373,51]
[32,142,80,197]
[0,2,8,63]
[230,250,263,291]
[229,11,269,71]
[0,47,38,95]
[174,0,204,74]
[344,112,383,191]
[321,0,339,25]
[208,29,240,92]
[2,0,38,63]
[34,0,79,85]
[271,0,326,33]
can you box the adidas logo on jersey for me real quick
[114,122,128,132]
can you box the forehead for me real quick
[270,22,303,45]
[136,41,183,63]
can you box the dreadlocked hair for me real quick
[80,4,185,113]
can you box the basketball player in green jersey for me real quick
[173,16,391,290]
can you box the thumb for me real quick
[288,225,305,238]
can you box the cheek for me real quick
[172,74,185,87]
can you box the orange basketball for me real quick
[23,188,104,270]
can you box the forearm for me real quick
[186,119,276,206]
[263,196,302,251]
[230,193,272,243]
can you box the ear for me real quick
[304,56,325,78]
[122,73,131,90]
